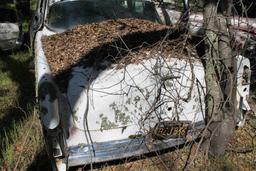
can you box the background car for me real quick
[0,7,23,51]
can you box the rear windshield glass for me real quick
[47,0,161,31]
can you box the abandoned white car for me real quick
[0,7,23,51]
[30,0,252,170]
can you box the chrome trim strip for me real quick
[69,137,184,167]
[68,122,204,167]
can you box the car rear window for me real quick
[46,0,161,31]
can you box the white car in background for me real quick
[0,7,23,51]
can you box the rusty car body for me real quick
[30,0,252,170]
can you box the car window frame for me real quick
[44,0,162,32]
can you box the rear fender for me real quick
[38,79,68,159]
[38,79,60,130]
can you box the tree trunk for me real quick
[203,0,235,156]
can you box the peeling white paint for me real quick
[66,55,206,145]
[33,2,253,166]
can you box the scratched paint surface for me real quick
[35,25,207,147]
[66,56,206,145]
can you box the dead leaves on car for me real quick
[43,19,165,74]
[42,18,197,86]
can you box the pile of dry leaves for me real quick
[42,18,197,75]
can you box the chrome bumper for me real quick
[68,122,204,167]
[68,137,185,167]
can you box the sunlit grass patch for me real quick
[0,48,40,170]
[0,109,43,171]
[30,0,37,12]
[0,57,17,120]
[0,72,13,88]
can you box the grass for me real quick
[0,49,45,171]
[1,110,44,171]
[0,57,16,113]
[0,1,49,170]
[0,3,15,9]
[0,72,12,88]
